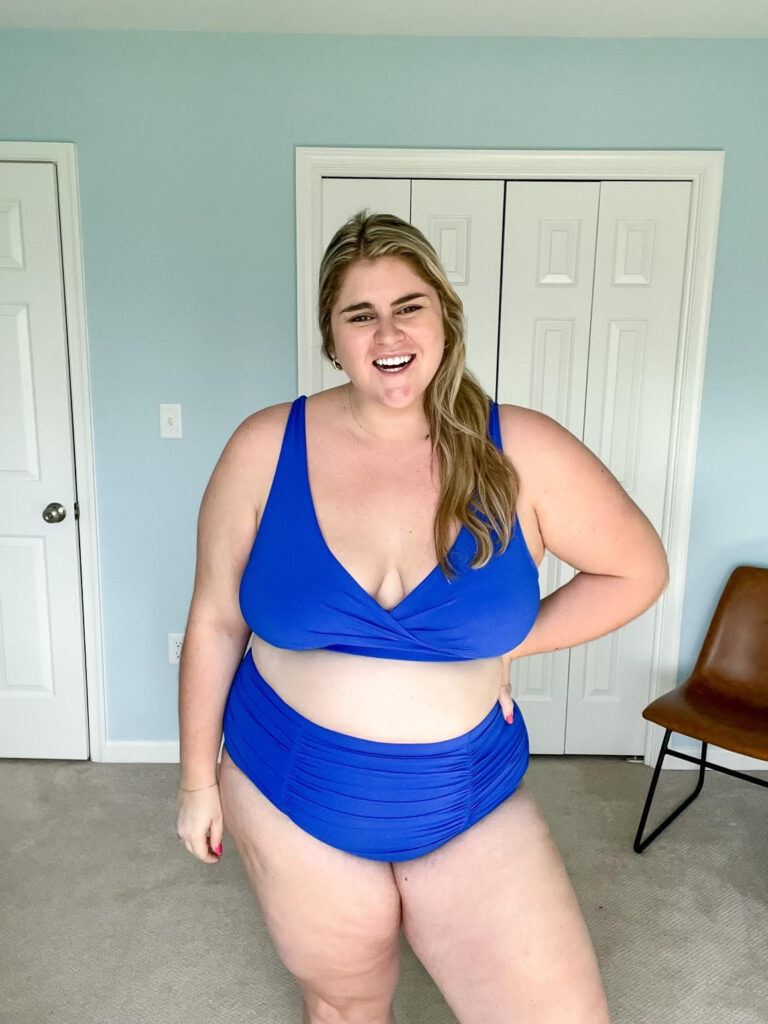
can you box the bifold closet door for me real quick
[498,180,691,754]
[410,180,503,397]
[566,181,690,754]
[319,178,503,397]
[319,178,411,394]
[498,182,601,752]
[318,174,691,756]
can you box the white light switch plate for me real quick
[160,403,182,438]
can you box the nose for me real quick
[374,313,404,344]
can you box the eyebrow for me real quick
[338,292,428,315]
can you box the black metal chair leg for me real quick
[633,729,708,853]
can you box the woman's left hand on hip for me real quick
[498,653,515,723]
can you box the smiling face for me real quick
[330,256,446,408]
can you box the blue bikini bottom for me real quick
[222,650,530,863]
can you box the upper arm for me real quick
[187,403,290,633]
[506,406,669,585]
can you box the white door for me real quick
[0,161,88,759]
[497,182,601,750]
[498,180,691,753]
[319,178,504,398]
[410,179,504,398]
[318,178,411,393]
[564,180,691,753]
[317,175,691,755]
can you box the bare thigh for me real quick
[218,745,403,1017]
[391,781,611,1024]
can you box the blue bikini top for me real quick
[238,395,540,662]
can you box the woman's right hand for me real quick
[176,783,224,864]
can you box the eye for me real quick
[347,305,421,323]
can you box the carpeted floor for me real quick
[2,755,766,1024]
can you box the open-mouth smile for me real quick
[373,354,415,374]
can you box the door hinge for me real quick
[74,501,80,520]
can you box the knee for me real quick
[297,947,400,1024]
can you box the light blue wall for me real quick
[0,31,765,743]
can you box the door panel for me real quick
[497,182,601,752]
[319,178,411,394]
[316,174,689,756]
[566,180,691,753]
[411,179,503,398]
[0,161,88,758]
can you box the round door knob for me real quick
[42,502,67,523]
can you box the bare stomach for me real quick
[247,634,506,743]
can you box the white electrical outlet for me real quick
[168,633,184,664]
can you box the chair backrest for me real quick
[692,565,768,707]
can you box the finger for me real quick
[181,836,216,863]
[205,833,222,859]
[194,840,218,863]
[209,827,223,858]
[497,688,515,722]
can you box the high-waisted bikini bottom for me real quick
[222,650,530,863]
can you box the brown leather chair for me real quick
[634,565,768,853]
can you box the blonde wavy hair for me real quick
[318,209,520,578]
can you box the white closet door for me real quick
[566,181,691,753]
[318,178,411,394]
[411,180,503,398]
[497,182,601,752]
[318,175,691,757]
[498,181,691,754]
[319,178,503,399]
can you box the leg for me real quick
[392,780,611,1024]
[219,745,402,1024]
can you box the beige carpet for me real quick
[2,754,766,1023]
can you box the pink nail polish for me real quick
[215,843,223,855]
[505,714,514,724]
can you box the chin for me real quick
[373,380,426,404]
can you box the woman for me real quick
[177,210,668,1024]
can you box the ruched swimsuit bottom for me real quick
[222,651,530,863]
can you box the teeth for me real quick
[374,355,413,367]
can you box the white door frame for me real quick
[1,141,107,762]
[295,146,726,772]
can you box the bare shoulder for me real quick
[496,403,587,472]
[496,403,669,583]
[189,400,294,631]
[497,401,614,488]
[228,400,293,447]
[496,403,547,463]
[495,403,553,495]
[218,400,293,517]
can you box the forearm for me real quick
[508,569,668,661]
[178,617,250,789]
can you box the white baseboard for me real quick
[100,740,222,765]
[98,738,767,777]
[665,736,768,774]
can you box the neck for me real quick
[346,384,430,443]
